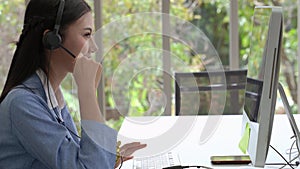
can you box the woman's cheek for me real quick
[80,41,89,55]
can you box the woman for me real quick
[0,0,146,168]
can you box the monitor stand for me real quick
[278,83,300,161]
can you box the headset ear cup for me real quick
[43,31,62,50]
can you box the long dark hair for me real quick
[0,0,91,103]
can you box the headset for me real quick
[42,0,76,58]
[43,0,65,50]
[42,0,80,139]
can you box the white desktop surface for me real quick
[118,114,299,168]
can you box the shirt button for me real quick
[66,135,71,142]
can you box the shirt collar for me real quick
[36,69,65,110]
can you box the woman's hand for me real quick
[72,53,104,122]
[73,53,102,90]
[115,142,147,168]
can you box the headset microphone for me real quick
[59,44,76,58]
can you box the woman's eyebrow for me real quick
[84,28,92,32]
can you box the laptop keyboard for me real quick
[132,152,179,169]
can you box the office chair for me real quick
[174,69,247,115]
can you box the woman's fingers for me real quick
[114,142,146,168]
[120,142,147,157]
[122,156,134,161]
[73,53,102,89]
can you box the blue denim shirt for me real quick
[0,73,117,169]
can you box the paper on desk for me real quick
[239,122,250,154]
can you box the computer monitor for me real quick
[242,6,283,167]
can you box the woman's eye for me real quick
[84,33,91,38]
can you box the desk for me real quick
[118,115,299,168]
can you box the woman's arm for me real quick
[72,55,147,168]
[72,55,104,123]
[9,90,116,169]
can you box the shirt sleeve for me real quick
[80,120,118,169]
[9,90,117,169]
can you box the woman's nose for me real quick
[89,36,98,53]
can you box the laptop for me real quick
[122,151,180,169]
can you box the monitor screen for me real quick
[244,78,263,122]
[242,6,283,167]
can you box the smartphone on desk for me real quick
[210,155,251,165]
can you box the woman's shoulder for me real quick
[0,86,49,126]
[4,86,46,109]
[3,73,47,108]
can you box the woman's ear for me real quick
[42,29,51,50]
[43,29,62,50]
[43,29,51,36]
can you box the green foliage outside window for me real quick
[0,0,299,131]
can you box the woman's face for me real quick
[52,12,98,73]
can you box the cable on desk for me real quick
[273,156,300,169]
[118,156,123,169]
[119,156,124,169]
[265,163,297,167]
[288,140,297,161]
[268,144,295,169]
[286,135,300,164]
[289,139,300,165]
[285,136,300,161]
[280,137,300,169]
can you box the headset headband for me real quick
[53,0,65,35]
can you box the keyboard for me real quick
[132,152,180,169]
